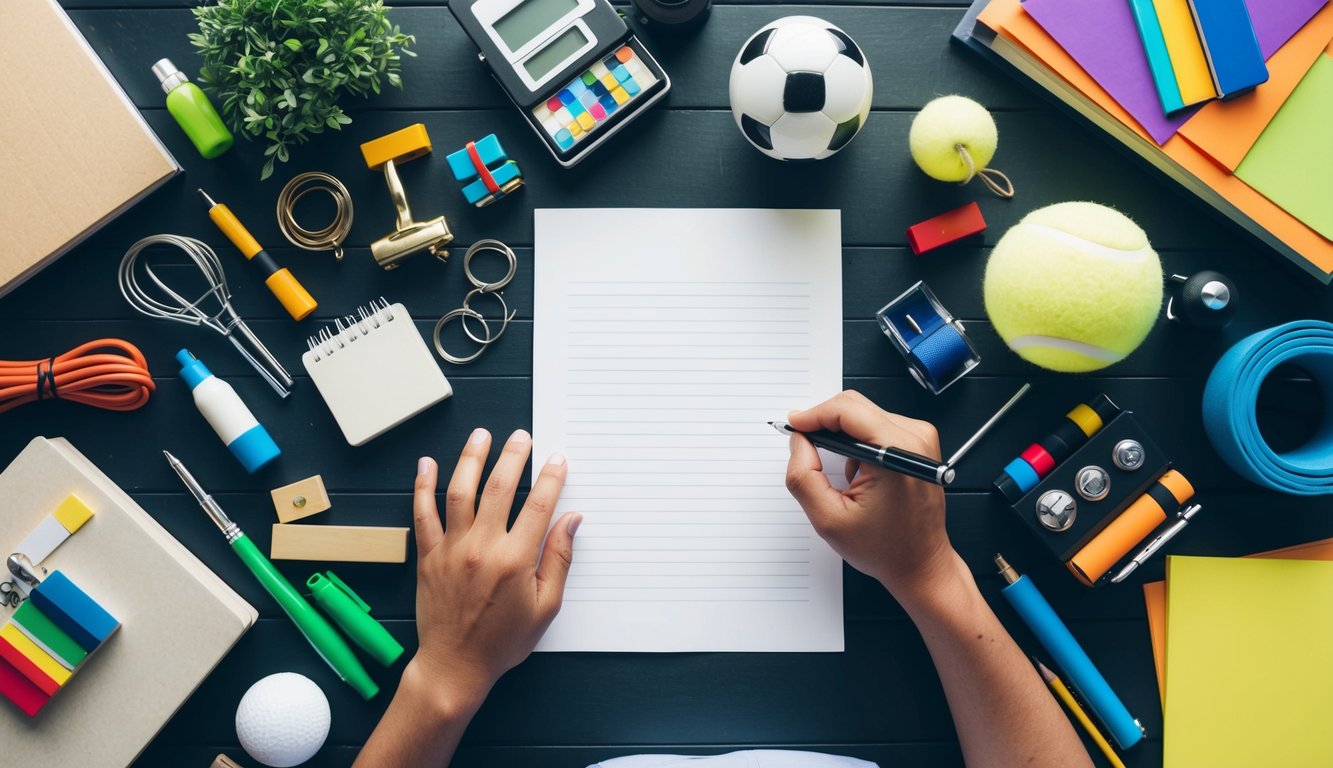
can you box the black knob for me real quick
[1168,270,1237,328]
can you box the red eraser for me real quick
[1020,443,1056,477]
[0,654,51,717]
[907,201,986,255]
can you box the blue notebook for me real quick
[1188,0,1269,97]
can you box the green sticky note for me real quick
[12,601,87,669]
[1236,54,1333,240]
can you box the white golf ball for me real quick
[235,673,331,767]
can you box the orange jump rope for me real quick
[0,339,154,414]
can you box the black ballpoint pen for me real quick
[769,421,955,485]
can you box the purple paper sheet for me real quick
[1023,0,1328,145]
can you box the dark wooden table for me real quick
[5,1,1333,765]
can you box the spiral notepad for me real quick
[303,299,452,446]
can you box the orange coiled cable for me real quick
[0,339,154,414]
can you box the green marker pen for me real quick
[163,451,379,700]
[152,58,233,159]
[308,571,405,667]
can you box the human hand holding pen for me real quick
[784,390,953,607]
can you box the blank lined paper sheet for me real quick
[533,209,844,652]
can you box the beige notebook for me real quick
[0,437,256,765]
[0,0,180,297]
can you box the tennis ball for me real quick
[983,202,1163,373]
[909,95,998,182]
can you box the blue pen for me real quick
[994,554,1144,750]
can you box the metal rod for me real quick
[945,383,1032,469]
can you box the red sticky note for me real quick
[907,202,986,254]
[0,635,60,696]
[0,654,51,717]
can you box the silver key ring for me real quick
[463,239,517,292]
[433,306,492,364]
[461,287,516,345]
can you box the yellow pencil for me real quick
[1034,657,1127,768]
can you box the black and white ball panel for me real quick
[728,16,872,160]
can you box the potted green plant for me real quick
[189,0,415,179]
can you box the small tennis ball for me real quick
[983,202,1163,373]
[909,95,998,182]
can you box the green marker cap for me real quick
[307,571,404,667]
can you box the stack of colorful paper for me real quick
[955,0,1333,283]
[0,573,120,717]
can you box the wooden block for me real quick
[0,624,70,690]
[906,202,986,254]
[270,524,409,563]
[211,755,247,768]
[271,475,332,523]
[12,601,87,669]
[0,654,50,717]
[30,571,120,652]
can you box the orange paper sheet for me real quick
[1178,5,1333,171]
[1144,537,1333,704]
[978,0,1333,276]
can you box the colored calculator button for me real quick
[588,102,607,120]
[614,65,631,83]
[599,93,618,112]
[576,112,595,130]
[567,100,586,117]
[546,97,562,112]
[581,72,597,86]
[542,117,562,135]
[603,54,620,69]
[580,91,598,108]
[601,73,617,90]
[568,120,584,137]
[624,78,641,97]
[554,128,574,149]
[591,81,609,97]
[611,86,629,105]
[616,46,634,63]
[558,90,575,105]
[569,79,587,97]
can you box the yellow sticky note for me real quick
[52,494,93,533]
[1152,0,1216,105]
[1163,556,1333,766]
[0,623,71,686]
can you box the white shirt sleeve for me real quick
[589,750,879,768]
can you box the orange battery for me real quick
[1068,469,1195,586]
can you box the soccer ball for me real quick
[729,16,873,161]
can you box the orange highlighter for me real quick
[199,189,317,320]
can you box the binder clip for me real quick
[1166,271,1237,329]
[360,124,453,270]
[445,134,524,207]
[875,281,980,394]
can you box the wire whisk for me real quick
[118,234,295,398]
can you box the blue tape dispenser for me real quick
[875,281,980,394]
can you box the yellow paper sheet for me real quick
[1162,556,1333,766]
[1153,0,1217,105]
[1145,537,1333,703]
[1178,5,1333,171]
[978,0,1333,276]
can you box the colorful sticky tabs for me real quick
[1154,0,1218,105]
[1129,0,1186,112]
[0,627,67,694]
[0,654,50,717]
[31,571,121,652]
[12,601,87,669]
[12,494,95,573]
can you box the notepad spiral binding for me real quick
[305,297,397,362]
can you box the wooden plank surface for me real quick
[2,1,1331,765]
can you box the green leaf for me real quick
[283,38,302,52]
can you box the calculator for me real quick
[450,0,671,167]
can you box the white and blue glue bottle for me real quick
[177,349,280,473]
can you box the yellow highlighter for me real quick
[199,189,317,321]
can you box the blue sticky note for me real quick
[31,571,119,652]
[1188,0,1268,97]
[1128,0,1185,113]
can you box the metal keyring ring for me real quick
[463,239,517,293]
[461,287,516,346]
[433,306,492,364]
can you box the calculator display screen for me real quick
[494,0,579,50]
[522,25,589,80]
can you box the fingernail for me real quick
[566,513,583,537]
[469,428,489,445]
[417,456,431,475]
[547,452,567,466]
[510,429,532,444]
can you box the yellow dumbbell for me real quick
[360,124,453,269]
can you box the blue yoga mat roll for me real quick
[1202,320,1333,496]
